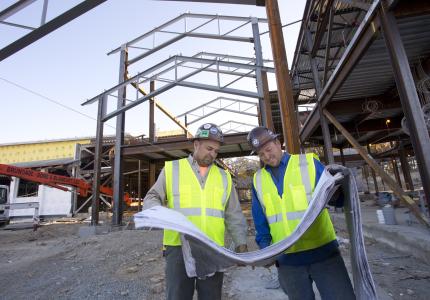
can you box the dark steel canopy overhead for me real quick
[158,0,265,6]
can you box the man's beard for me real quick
[199,155,214,166]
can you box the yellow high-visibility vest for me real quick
[253,153,336,253]
[164,158,232,246]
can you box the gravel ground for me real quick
[333,221,430,300]
[0,208,429,300]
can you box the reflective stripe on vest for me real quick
[254,153,336,253]
[164,158,232,246]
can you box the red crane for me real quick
[0,163,131,205]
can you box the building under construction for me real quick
[1,0,430,298]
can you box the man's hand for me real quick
[235,244,248,253]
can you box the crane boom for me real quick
[0,163,130,204]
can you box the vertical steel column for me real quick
[391,157,402,188]
[399,143,414,191]
[251,18,267,127]
[367,144,379,193]
[112,45,128,226]
[339,147,346,166]
[91,95,106,226]
[149,162,156,188]
[363,165,370,192]
[149,81,155,143]
[262,71,274,131]
[323,6,334,85]
[266,0,300,153]
[305,29,334,164]
[71,143,81,215]
[379,1,430,207]
[137,160,142,211]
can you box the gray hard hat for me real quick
[247,126,279,154]
[194,123,224,143]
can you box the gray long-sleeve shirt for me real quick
[143,155,247,246]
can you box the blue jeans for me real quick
[277,252,355,300]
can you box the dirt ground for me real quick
[0,209,429,300]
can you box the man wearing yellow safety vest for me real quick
[143,123,248,300]
[248,126,355,300]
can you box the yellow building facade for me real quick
[0,138,91,164]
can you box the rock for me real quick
[146,257,157,262]
[151,283,163,294]
[150,276,164,284]
[126,266,138,273]
[121,290,129,296]
[406,289,414,295]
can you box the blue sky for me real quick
[0,0,306,144]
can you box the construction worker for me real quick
[143,123,248,300]
[247,126,355,300]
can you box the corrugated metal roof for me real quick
[333,14,430,101]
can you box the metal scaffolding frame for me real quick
[291,0,430,225]
[83,13,274,225]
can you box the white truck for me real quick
[0,184,40,229]
[0,185,10,225]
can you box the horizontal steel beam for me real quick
[158,0,265,5]
[0,0,37,22]
[300,0,382,141]
[0,0,107,61]
[84,55,273,106]
[177,81,259,98]
[123,133,249,156]
[109,12,267,55]
[101,65,209,122]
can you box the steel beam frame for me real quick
[112,46,127,226]
[305,28,334,164]
[177,96,258,125]
[299,0,381,141]
[324,109,429,227]
[91,95,106,225]
[0,0,107,61]
[86,13,272,226]
[379,0,430,209]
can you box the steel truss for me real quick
[82,13,274,225]
[218,120,258,133]
[176,96,258,126]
